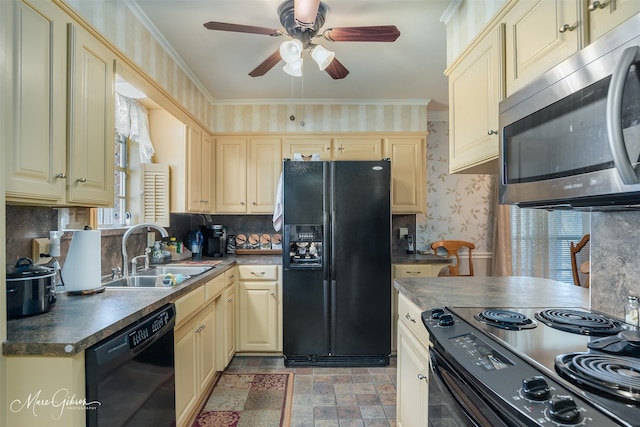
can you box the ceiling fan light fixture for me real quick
[310,44,335,70]
[283,58,303,77]
[279,39,304,64]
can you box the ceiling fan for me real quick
[203,0,400,80]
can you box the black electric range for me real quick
[423,306,639,427]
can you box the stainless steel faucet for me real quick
[122,223,169,277]
[130,248,151,275]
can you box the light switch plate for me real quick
[399,227,408,239]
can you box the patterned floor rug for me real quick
[192,373,294,427]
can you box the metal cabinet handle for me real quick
[251,271,265,276]
[76,177,87,183]
[55,173,67,179]
[417,374,427,381]
[558,24,575,33]
[405,313,416,323]
[270,292,275,297]
[240,201,245,205]
[406,271,421,275]
[488,130,498,135]
[588,1,608,11]
[227,298,233,303]
[252,202,257,205]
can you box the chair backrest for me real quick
[431,240,476,276]
[570,234,590,287]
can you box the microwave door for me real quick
[607,46,640,185]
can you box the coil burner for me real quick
[474,309,537,330]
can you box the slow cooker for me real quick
[6,257,57,319]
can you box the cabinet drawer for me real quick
[238,265,278,281]
[394,264,434,277]
[225,267,237,286]
[205,273,226,301]
[175,286,205,326]
[398,294,430,348]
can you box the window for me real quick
[98,134,128,227]
[510,206,590,284]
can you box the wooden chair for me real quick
[431,240,476,276]
[570,234,590,288]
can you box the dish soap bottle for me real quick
[625,295,639,327]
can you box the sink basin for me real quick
[136,265,214,277]
[103,275,164,288]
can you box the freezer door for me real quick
[330,161,392,356]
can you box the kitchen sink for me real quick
[103,275,163,288]
[136,265,214,277]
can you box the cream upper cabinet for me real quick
[333,136,384,160]
[448,25,503,174]
[587,0,640,43]
[504,0,581,97]
[5,0,114,207]
[215,136,281,214]
[282,136,333,160]
[237,265,282,353]
[187,123,213,213]
[384,136,426,214]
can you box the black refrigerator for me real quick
[282,159,391,367]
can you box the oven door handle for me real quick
[606,45,640,185]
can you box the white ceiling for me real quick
[128,0,452,109]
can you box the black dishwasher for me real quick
[86,303,176,427]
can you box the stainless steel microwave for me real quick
[499,13,640,210]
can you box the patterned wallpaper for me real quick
[417,120,495,254]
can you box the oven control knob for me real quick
[439,314,455,326]
[547,396,581,424]
[522,376,550,401]
[431,308,445,319]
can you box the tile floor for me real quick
[223,356,465,427]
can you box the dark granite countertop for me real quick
[392,253,451,264]
[3,255,282,357]
[394,276,589,311]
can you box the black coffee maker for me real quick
[200,224,226,257]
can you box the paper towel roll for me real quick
[62,230,102,292]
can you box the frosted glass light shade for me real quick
[310,45,335,70]
[283,58,303,77]
[279,39,304,64]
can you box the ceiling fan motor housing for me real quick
[278,0,327,47]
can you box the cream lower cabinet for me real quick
[237,265,282,353]
[396,293,430,427]
[392,264,439,353]
[218,267,237,370]
[4,0,115,207]
[448,25,503,174]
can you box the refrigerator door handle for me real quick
[329,279,337,355]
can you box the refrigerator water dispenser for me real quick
[284,225,323,268]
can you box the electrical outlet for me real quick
[399,227,408,239]
[32,238,51,263]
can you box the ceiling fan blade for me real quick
[294,0,321,27]
[324,57,349,80]
[322,25,401,42]
[249,50,282,77]
[203,21,282,37]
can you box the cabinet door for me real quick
[282,137,332,160]
[504,0,580,97]
[397,321,429,427]
[237,281,280,352]
[223,283,237,366]
[67,24,115,206]
[384,137,425,213]
[215,136,248,213]
[5,0,67,204]
[248,137,281,213]
[587,0,640,42]
[186,123,206,212]
[449,25,503,173]
[333,136,384,160]
[175,317,198,427]
[197,304,216,392]
[201,131,213,212]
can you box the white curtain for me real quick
[115,93,155,163]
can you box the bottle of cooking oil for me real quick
[625,295,639,327]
